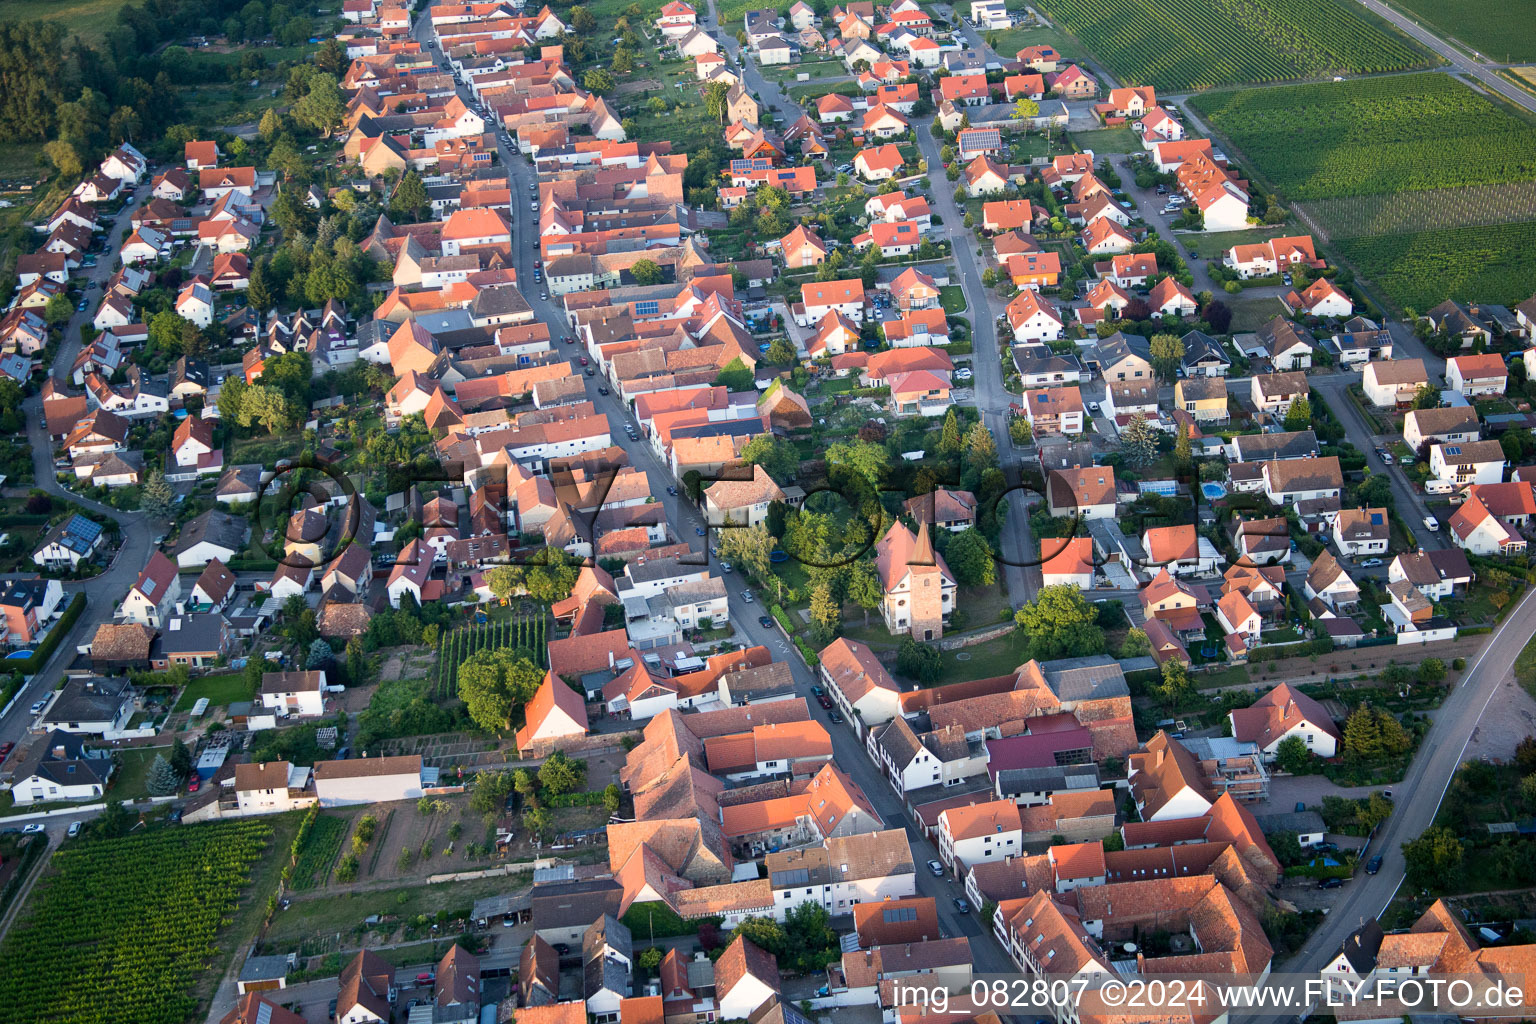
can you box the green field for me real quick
[1387,0,1536,63]
[1032,0,1429,90]
[1069,126,1142,153]
[0,819,274,1024]
[1192,74,1536,202]
[0,0,136,44]
[173,672,258,711]
[1333,221,1536,311]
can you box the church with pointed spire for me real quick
[874,520,957,640]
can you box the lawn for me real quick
[1032,0,1429,90]
[789,81,862,102]
[1225,297,1282,332]
[1387,0,1536,63]
[173,672,258,711]
[1069,126,1142,154]
[764,60,847,81]
[231,430,305,469]
[939,285,967,314]
[623,91,719,146]
[262,875,527,949]
[980,24,1077,61]
[1197,227,1294,252]
[1194,663,1252,690]
[925,629,1030,685]
[109,747,172,802]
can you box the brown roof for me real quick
[313,754,422,780]
[337,949,393,1021]
[220,994,306,1024]
[90,622,155,662]
[1048,466,1116,510]
[715,936,781,1000]
[818,638,897,704]
[260,670,324,695]
[1366,358,1427,386]
[1263,455,1341,493]
[193,558,236,605]
[234,761,293,792]
[1128,731,1214,818]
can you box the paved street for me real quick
[1353,0,1536,114]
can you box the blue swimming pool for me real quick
[5,650,33,659]
[1201,482,1228,500]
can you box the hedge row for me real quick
[544,790,608,808]
[11,593,87,677]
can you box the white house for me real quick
[716,936,780,1020]
[819,638,902,729]
[1229,682,1339,760]
[234,760,317,814]
[259,670,327,719]
[1429,440,1505,488]
[936,800,1023,873]
[118,552,182,627]
[312,755,423,807]
[176,282,215,328]
[1332,507,1389,558]
[1445,353,1507,397]
[1360,359,1428,409]
[1215,590,1261,647]
[9,730,113,805]
[32,514,105,570]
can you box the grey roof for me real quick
[1339,919,1384,975]
[994,763,1101,797]
[239,954,294,983]
[583,954,630,1000]
[1256,810,1326,834]
[1094,331,1150,368]
[1230,430,1319,462]
[1181,330,1229,368]
[1037,654,1129,701]
[9,729,109,790]
[530,879,623,930]
[1036,439,1095,473]
[583,913,633,964]
[469,284,532,321]
[217,463,265,497]
[1257,315,1315,358]
[37,514,103,557]
[151,613,229,656]
[623,556,707,586]
[42,677,132,725]
[1013,347,1082,377]
[174,509,249,557]
[355,319,393,349]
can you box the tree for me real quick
[1402,825,1463,891]
[1153,658,1193,707]
[390,170,429,223]
[307,638,334,669]
[570,4,596,31]
[1149,332,1184,382]
[938,408,963,457]
[765,337,796,365]
[146,753,181,796]
[1266,829,1304,867]
[718,525,774,581]
[1118,627,1150,659]
[946,529,996,586]
[237,384,291,435]
[1012,97,1039,121]
[485,564,525,604]
[1418,658,1446,684]
[1009,417,1033,445]
[629,258,663,286]
[513,768,538,801]
[1118,414,1159,468]
[140,470,174,520]
[538,750,587,796]
[783,901,841,975]
[583,68,614,93]
[741,434,799,484]
[825,439,890,491]
[1412,383,1438,410]
[847,560,882,627]
[715,357,754,391]
[346,636,369,686]
[733,917,788,957]
[808,582,839,643]
[965,422,998,470]
[895,636,943,684]
[1342,704,1411,761]
[44,139,83,179]
[522,805,553,841]
[1014,585,1105,660]
[1516,735,1536,774]
[457,647,545,730]
[1358,792,1394,830]
[1283,396,1312,432]
[703,80,731,122]
[603,783,622,815]
[169,738,194,778]
[469,770,515,814]
[43,292,73,326]
[1274,735,1315,775]
[293,73,348,137]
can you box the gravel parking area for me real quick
[1246,774,1389,818]
[1463,675,1536,762]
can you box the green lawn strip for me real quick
[173,672,258,711]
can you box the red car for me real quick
[817,696,833,709]
[579,356,589,366]
[187,777,200,793]
[0,741,13,764]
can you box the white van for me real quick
[1423,479,1454,495]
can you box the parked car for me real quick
[67,821,81,838]
[829,712,843,723]
[598,386,609,395]
[29,699,47,715]
[1423,515,1439,531]
[928,859,945,876]
[187,777,200,793]
[758,615,774,629]
[1360,558,1383,567]
[1318,877,1344,889]
[1366,856,1383,874]
[695,526,707,536]
[666,486,678,496]
[584,367,594,376]
[719,562,733,573]
[817,695,833,709]
[811,685,824,696]
[740,590,754,604]
[954,367,973,381]
[953,898,971,913]
[21,824,44,834]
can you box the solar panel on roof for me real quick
[771,868,810,886]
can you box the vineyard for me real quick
[1389,0,1536,64]
[1333,221,1536,311]
[289,814,349,890]
[433,611,548,698]
[1191,75,1536,201]
[1299,182,1536,240]
[1031,0,1428,90]
[0,819,273,1024]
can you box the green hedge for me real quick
[0,514,50,527]
[621,901,718,938]
[771,605,795,634]
[544,790,608,808]
[794,639,819,666]
[11,593,86,677]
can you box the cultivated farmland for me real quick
[1192,74,1536,201]
[1298,182,1536,240]
[0,820,274,1024]
[434,611,548,697]
[1388,0,1536,64]
[1333,221,1536,311]
[1032,0,1429,90]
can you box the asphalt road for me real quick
[1353,0,1536,113]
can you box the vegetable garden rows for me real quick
[289,813,349,890]
[1032,0,1427,90]
[0,820,274,1024]
[434,612,548,698]
[1191,74,1536,201]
